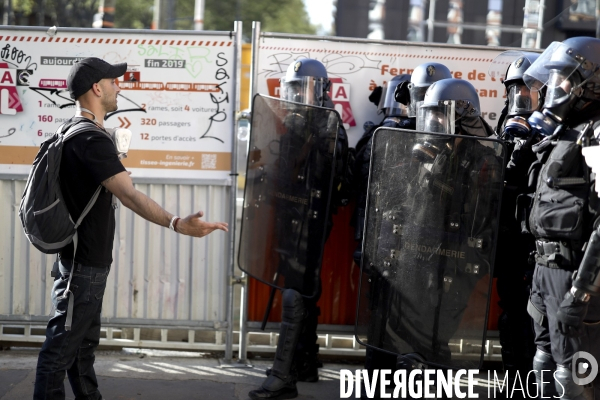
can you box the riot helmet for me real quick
[280,58,330,107]
[504,53,542,117]
[406,63,452,117]
[379,74,411,117]
[524,37,600,136]
[417,78,487,137]
[489,51,543,138]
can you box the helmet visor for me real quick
[417,101,456,134]
[377,82,388,114]
[382,81,409,117]
[507,83,539,115]
[544,68,583,108]
[408,85,428,117]
[523,41,589,92]
[488,50,531,81]
[280,76,327,106]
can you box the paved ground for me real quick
[0,347,362,400]
[0,347,507,399]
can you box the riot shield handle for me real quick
[261,286,277,331]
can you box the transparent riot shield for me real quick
[238,94,340,298]
[356,128,506,370]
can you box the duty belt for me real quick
[534,239,577,270]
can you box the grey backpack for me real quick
[19,118,109,331]
[19,118,105,254]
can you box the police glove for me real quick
[556,287,590,337]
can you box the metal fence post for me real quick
[427,0,437,42]
[223,20,242,365]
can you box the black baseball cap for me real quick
[67,57,127,100]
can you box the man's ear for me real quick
[91,81,102,97]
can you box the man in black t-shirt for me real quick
[33,57,228,400]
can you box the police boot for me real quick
[295,344,322,382]
[249,289,305,400]
[264,344,322,382]
[266,349,322,383]
[532,349,558,399]
[555,364,593,400]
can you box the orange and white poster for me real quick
[255,36,527,146]
[0,27,237,181]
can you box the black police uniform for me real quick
[527,122,600,399]
[351,115,415,399]
[493,134,538,393]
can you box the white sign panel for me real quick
[0,28,236,181]
[255,36,514,146]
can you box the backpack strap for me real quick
[63,118,106,140]
[56,117,88,136]
[58,119,108,331]
[62,184,102,331]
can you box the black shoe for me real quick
[265,362,321,383]
[249,376,298,400]
[248,386,298,400]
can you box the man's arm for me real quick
[102,171,228,237]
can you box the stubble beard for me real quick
[101,92,118,113]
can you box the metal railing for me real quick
[425,0,546,49]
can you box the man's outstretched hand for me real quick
[102,172,228,238]
[178,211,228,238]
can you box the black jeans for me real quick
[34,259,110,400]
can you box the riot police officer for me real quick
[352,66,453,399]
[351,74,415,398]
[522,36,600,400]
[357,77,504,399]
[248,58,351,400]
[493,52,543,139]
[408,77,500,360]
[353,74,414,265]
[412,76,501,367]
[353,62,453,267]
[416,78,495,136]
[405,62,453,119]
[379,74,415,129]
[489,51,543,396]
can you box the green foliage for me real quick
[5,0,317,37]
[9,0,98,27]
[12,0,36,16]
[258,0,316,34]
[114,0,153,29]
[204,0,316,35]
[175,0,195,30]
